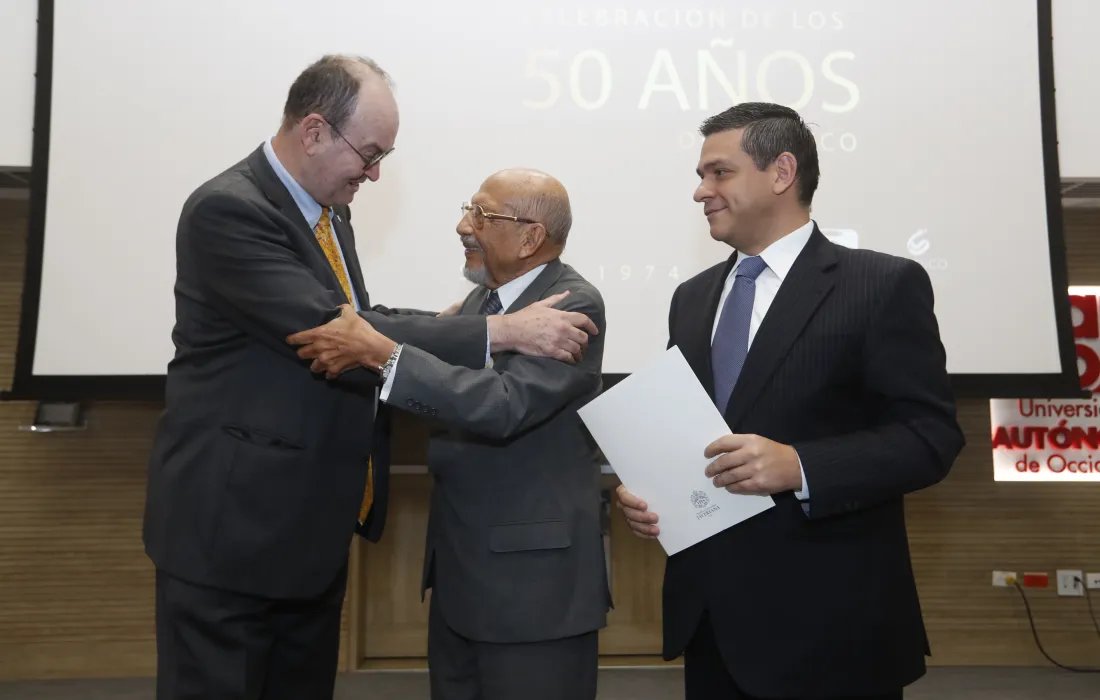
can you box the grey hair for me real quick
[281,54,394,132]
[507,191,572,247]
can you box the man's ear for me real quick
[772,152,799,196]
[301,114,326,154]
[518,224,548,259]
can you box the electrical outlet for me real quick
[1056,569,1084,596]
[992,570,1017,587]
[1087,573,1100,590]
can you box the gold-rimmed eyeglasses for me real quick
[460,201,537,229]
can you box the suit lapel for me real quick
[508,259,564,312]
[723,227,837,428]
[248,145,313,237]
[683,254,738,402]
[246,145,353,305]
[461,287,490,315]
[457,260,565,328]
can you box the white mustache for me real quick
[461,235,482,251]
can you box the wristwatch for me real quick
[379,343,402,381]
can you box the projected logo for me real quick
[989,286,1100,482]
[904,229,948,271]
[906,229,930,256]
[822,228,859,249]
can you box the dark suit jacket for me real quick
[385,260,612,643]
[142,145,489,600]
[662,226,965,697]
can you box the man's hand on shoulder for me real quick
[703,434,802,496]
[487,291,599,364]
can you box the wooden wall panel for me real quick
[361,475,433,659]
[598,476,667,656]
[2,198,1100,680]
[907,398,1100,667]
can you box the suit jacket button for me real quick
[406,399,415,407]
[430,408,438,416]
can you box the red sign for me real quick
[990,287,1100,481]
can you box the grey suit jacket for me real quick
[386,259,612,644]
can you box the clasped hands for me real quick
[286,291,598,379]
[616,433,801,540]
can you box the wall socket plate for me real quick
[992,570,1017,587]
[1056,569,1084,596]
[1087,573,1100,590]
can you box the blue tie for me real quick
[711,255,768,415]
[480,290,503,315]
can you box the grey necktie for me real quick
[480,290,503,315]
[711,255,768,415]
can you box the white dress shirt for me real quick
[380,264,548,401]
[494,264,548,314]
[712,220,815,502]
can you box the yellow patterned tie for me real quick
[314,209,373,523]
[314,209,353,304]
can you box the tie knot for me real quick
[481,290,503,315]
[736,255,767,281]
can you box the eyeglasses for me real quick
[328,121,394,170]
[460,201,538,229]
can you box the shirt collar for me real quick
[263,137,326,230]
[731,219,815,282]
[494,263,548,313]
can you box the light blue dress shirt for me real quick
[262,138,361,311]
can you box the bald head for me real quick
[487,169,572,248]
[457,168,573,289]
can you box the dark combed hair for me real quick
[699,102,820,207]
[281,54,392,131]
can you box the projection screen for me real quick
[5,0,1080,400]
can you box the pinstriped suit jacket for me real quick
[661,225,965,698]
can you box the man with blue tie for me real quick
[615,102,965,699]
[142,55,597,700]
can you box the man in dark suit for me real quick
[290,168,611,700]
[615,103,966,699]
[142,56,597,700]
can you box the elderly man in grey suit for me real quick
[290,168,610,700]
